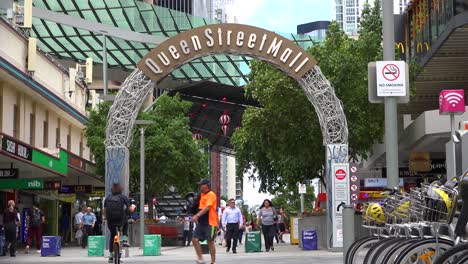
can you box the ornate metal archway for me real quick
[104,24,349,249]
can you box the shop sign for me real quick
[59,185,92,194]
[138,24,317,83]
[364,178,404,188]
[44,181,61,190]
[0,178,43,189]
[68,154,85,170]
[0,168,19,178]
[1,135,32,160]
[381,159,446,177]
[89,190,105,197]
[32,149,68,175]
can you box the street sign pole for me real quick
[300,193,304,213]
[383,0,399,189]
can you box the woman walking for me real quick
[256,199,277,252]
[277,207,287,243]
[3,200,19,257]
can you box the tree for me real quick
[231,1,384,193]
[271,185,316,217]
[85,94,209,201]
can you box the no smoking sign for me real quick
[376,61,407,97]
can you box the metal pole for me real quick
[342,204,355,263]
[300,193,305,213]
[450,113,457,178]
[140,127,145,249]
[383,0,399,189]
[102,33,108,96]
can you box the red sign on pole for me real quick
[335,169,346,180]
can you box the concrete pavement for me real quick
[0,241,343,264]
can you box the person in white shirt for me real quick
[221,198,243,254]
[74,207,84,245]
[182,214,194,246]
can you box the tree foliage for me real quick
[271,185,316,217]
[231,1,384,193]
[84,94,209,198]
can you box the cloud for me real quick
[226,0,266,23]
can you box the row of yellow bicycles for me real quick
[346,171,468,264]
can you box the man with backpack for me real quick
[103,183,130,263]
[24,202,45,254]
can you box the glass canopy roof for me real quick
[29,0,321,86]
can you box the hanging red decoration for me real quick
[193,133,202,140]
[202,103,207,108]
[222,97,227,102]
[219,111,231,126]
[221,124,228,136]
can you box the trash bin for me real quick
[143,235,161,256]
[245,231,262,253]
[41,236,61,256]
[88,236,105,257]
[200,240,209,254]
[301,230,318,250]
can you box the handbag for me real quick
[75,229,83,239]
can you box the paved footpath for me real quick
[0,243,342,264]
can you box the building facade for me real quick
[0,18,99,240]
[333,0,410,36]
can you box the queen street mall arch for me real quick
[104,24,349,249]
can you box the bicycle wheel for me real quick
[369,237,408,264]
[113,242,120,264]
[363,237,398,264]
[346,236,381,264]
[453,250,468,264]
[394,238,455,264]
[379,238,421,264]
[433,243,468,264]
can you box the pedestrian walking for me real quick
[80,207,96,248]
[277,207,287,243]
[238,214,246,245]
[103,183,134,263]
[256,199,277,252]
[59,210,70,244]
[3,200,19,257]
[222,198,243,254]
[182,213,194,246]
[191,179,218,264]
[25,202,45,254]
[74,207,84,246]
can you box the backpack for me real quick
[105,194,125,222]
[31,209,42,227]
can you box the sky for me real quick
[227,0,333,34]
[225,0,333,207]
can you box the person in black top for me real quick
[3,200,19,257]
[103,183,135,263]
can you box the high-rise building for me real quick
[333,0,410,36]
[220,155,243,200]
[394,0,410,14]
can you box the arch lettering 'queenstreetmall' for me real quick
[137,24,317,83]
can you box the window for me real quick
[29,113,35,145]
[56,127,60,147]
[43,121,48,148]
[67,134,71,151]
[13,104,19,138]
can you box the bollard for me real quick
[342,204,355,264]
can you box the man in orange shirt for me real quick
[191,179,218,264]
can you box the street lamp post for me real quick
[135,120,155,248]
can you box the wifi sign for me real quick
[439,89,465,115]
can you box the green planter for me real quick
[87,236,104,257]
[143,235,161,256]
[245,231,262,253]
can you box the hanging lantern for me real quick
[193,133,202,140]
[219,111,231,126]
[221,124,228,136]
